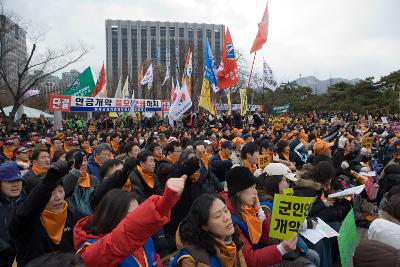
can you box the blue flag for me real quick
[204,38,218,87]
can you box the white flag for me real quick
[129,85,136,115]
[96,86,108,98]
[114,77,122,98]
[162,66,170,86]
[185,52,193,77]
[141,64,153,86]
[121,76,130,98]
[168,81,192,123]
[263,59,278,91]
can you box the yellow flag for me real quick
[199,78,216,115]
[240,88,248,115]
[227,88,232,116]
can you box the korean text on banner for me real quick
[269,194,316,240]
[361,136,373,148]
[337,209,357,267]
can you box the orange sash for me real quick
[32,164,48,176]
[153,155,165,161]
[123,178,132,192]
[40,202,68,245]
[50,146,56,158]
[241,207,262,244]
[200,152,209,171]
[137,165,154,188]
[166,155,178,164]
[215,239,237,267]
[111,140,119,153]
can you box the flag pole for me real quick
[247,51,257,88]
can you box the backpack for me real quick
[66,184,94,216]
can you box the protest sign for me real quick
[270,194,315,240]
[258,154,269,169]
[272,104,289,115]
[337,209,357,267]
[361,136,373,148]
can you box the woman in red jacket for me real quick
[224,166,297,267]
[73,174,187,267]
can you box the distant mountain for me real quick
[295,76,361,95]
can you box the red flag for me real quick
[92,63,105,97]
[250,3,269,53]
[217,28,240,90]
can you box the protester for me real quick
[10,162,77,266]
[224,166,297,267]
[0,163,26,267]
[23,146,51,193]
[74,174,187,267]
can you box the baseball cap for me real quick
[0,163,23,182]
[263,163,298,182]
[14,147,29,155]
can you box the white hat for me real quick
[263,163,298,182]
[204,140,212,145]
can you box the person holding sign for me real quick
[223,166,297,267]
[257,166,321,267]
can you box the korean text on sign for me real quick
[258,154,269,169]
[269,194,316,240]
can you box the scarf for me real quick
[215,239,237,267]
[243,159,257,174]
[40,202,68,245]
[3,145,14,159]
[82,144,92,155]
[32,163,48,176]
[137,165,154,189]
[166,155,178,164]
[50,146,56,158]
[110,140,119,153]
[153,154,165,161]
[79,170,91,188]
[219,150,229,161]
[241,207,262,244]
[200,152,209,171]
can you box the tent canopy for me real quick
[3,106,54,119]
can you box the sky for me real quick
[6,0,400,83]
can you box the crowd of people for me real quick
[0,109,399,267]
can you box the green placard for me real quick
[337,209,357,267]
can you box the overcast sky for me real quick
[6,0,400,82]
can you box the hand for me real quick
[253,195,261,211]
[73,151,85,169]
[281,234,298,252]
[44,161,69,183]
[166,175,187,196]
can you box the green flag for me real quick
[64,67,95,96]
[272,104,289,115]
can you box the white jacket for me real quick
[368,210,400,249]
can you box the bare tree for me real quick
[0,5,87,129]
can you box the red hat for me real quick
[14,147,29,155]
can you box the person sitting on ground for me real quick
[23,146,51,193]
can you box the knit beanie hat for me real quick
[226,166,258,197]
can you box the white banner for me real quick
[263,59,278,91]
[168,82,192,122]
[141,64,153,85]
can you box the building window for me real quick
[169,27,175,37]
[141,27,147,60]
[151,27,156,37]
[160,27,166,37]
[131,29,138,72]
[122,28,128,80]
[179,28,184,38]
